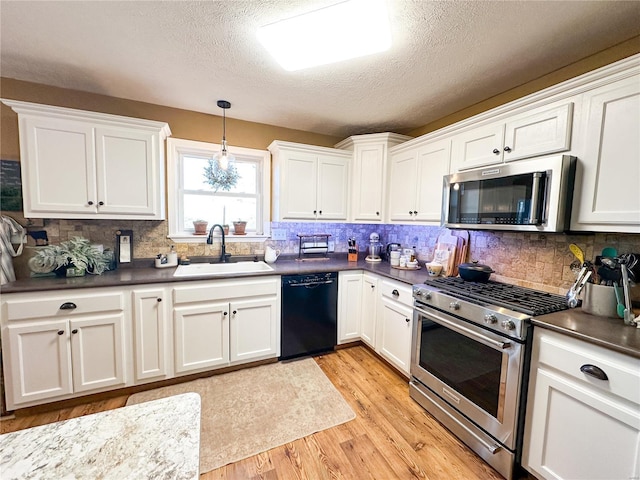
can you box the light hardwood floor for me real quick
[2,345,516,479]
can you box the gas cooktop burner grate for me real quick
[423,277,568,316]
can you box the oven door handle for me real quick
[415,305,511,350]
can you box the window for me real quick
[167,138,271,242]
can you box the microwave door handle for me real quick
[528,172,543,224]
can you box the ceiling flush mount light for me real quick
[213,100,234,170]
[257,0,391,71]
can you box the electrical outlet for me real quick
[328,240,335,252]
[271,228,287,241]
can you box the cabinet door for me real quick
[229,297,280,363]
[524,368,640,480]
[450,122,505,171]
[503,102,573,162]
[279,150,318,219]
[6,320,72,406]
[173,302,229,373]
[360,274,378,348]
[414,139,451,222]
[351,143,385,221]
[132,288,167,382]
[572,75,640,231]
[377,297,413,375]
[21,115,97,216]
[338,272,363,344]
[96,127,161,217]
[388,149,418,221]
[70,314,126,393]
[317,154,349,220]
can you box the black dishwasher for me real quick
[281,272,338,360]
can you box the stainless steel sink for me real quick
[173,261,274,277]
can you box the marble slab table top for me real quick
[0,392,201,480]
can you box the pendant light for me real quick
[212,100,234,170]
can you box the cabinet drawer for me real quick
[379,279,413,307]
[536,329,640,405]
[173,277,280,304]
[5,291,124,321]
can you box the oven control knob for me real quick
[449,301,460,310]
[484,314,498,324]
[502,320,516,331]
[419,289,431,300]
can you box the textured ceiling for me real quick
[1,1,639,138]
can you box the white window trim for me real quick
[167,138,271,243]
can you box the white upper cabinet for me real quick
[335,133,411,223]
[451,102,573,171]
[388,138,451,223]
[270,141,351,221]
[571,73,640,232]
[2,100,171,220]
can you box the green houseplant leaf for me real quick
[32,237,111,275]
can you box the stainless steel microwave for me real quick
[442,155,576,232]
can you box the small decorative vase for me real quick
[193,221,208,235]
[223,225,229,235]
[233,221,247,235]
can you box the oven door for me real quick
[411,303,524,449]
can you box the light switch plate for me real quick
[271,228,287,240]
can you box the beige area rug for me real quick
[126,358,356,474]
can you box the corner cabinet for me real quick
[1,288,127,410]
[269,141,351,221]
[2,99,171,220]
[387,138,451,223]
[335,133,411,223]
[523,328,640,480]
[571,72,640,233]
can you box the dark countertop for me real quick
[3,255,639,358]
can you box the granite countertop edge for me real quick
[0,392,201,479]
[3,254,639,358]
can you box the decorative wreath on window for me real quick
[203,158,239,192]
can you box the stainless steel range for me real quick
[410,277,568,480]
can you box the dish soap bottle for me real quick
[168,245,178,266]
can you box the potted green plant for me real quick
[31,237,111,277]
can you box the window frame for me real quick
[167,138,271,243]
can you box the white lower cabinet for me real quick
[376,279,413,375]
[172,276,281,375]
[1,289,126,410]
[360,273,378,348]
[132,288,168,382]
[337,271,363,344]
[523,328,640,480]
[337,272,413,376]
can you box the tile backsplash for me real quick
[14,217,640,295]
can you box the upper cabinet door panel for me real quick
[450,122,505,171]
[317,154,349,220]
[388,149,418,221]
[351,144,385,221]
[22,116,97,215]
[281,151,318,220]
[503,103,573,162]
[573,75,640,230]
[95,127,158,216]
[415,139,451,222]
